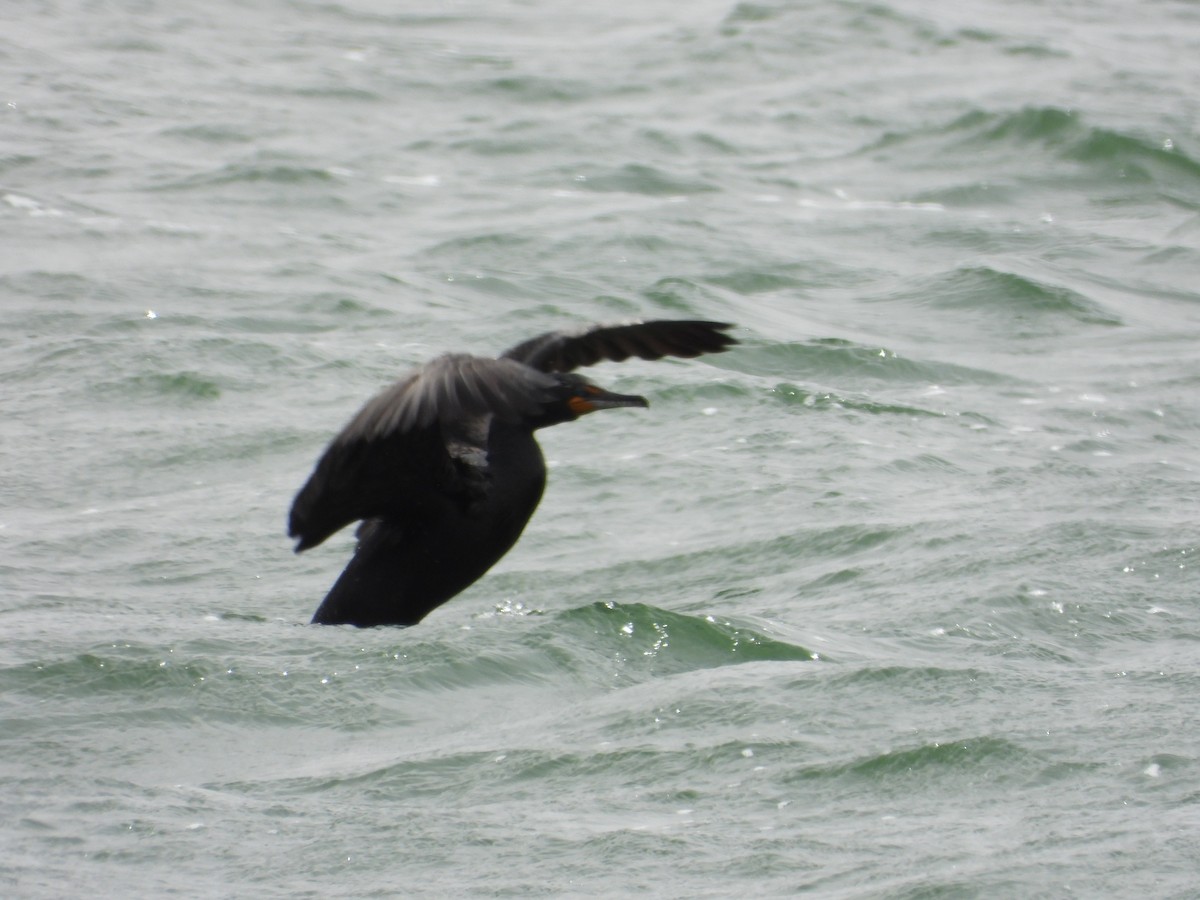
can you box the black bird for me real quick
[289,319,737,627]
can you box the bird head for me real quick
[535,373,648,428]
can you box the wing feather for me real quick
[288,355,558,551]
[500,320,736,373]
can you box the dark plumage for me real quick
[290,319,737,627]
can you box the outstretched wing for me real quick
[500,320,736,373]
[288,354,559,552]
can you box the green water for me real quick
[3,0,1199,896]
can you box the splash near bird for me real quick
[289,319,737,627]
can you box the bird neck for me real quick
[486,419,547,505]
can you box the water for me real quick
[4,0,1199,896]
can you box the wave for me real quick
[891,265,1122,328]
[863,106,1200,212]
[783,734,1037,784]
[2,648,209,699]
[961,107,1199,182]
[573,164,716,196]
[154,161,342,192]
[729,337,1010,387]
[93,371,223,402]
[549,600,814,672]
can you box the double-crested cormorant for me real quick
[289,319,737,627]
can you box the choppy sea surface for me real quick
[4,1,1200,896]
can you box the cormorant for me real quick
[289,319,737,627]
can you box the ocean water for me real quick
[3,0,1199,896]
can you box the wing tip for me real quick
[288,514,321,553]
